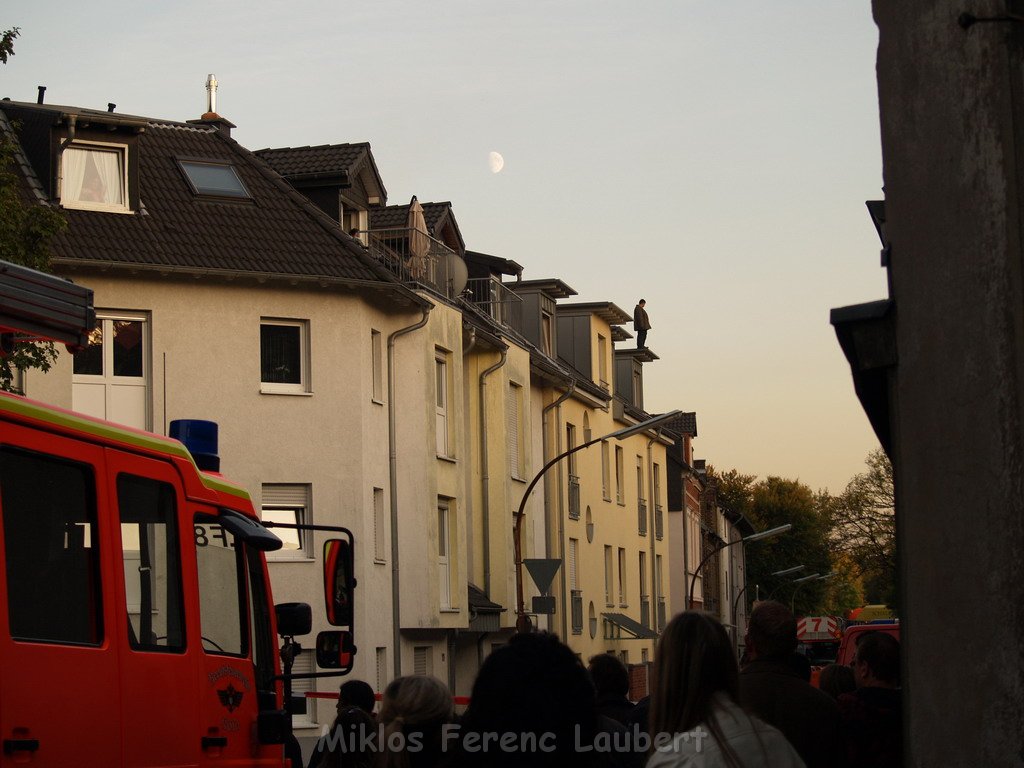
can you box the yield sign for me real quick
[524,558,561,595]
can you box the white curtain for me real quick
[63,148,123,205]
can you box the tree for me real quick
[0,27,67,392]
[825,449,897,606]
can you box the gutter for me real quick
[387,305,432,676]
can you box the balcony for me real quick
[638,499,648,536]
[640,596,651,629]
[466,277,523,332]
[571,590,583,634]
[655,503,664,540]
[568,474,581,520]
[364,228,463,300]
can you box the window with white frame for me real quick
[604,546,613,606]
[435,350,451,457]
[636,456,645,505]
[261,484,311,558]
[618,548,627,607]
[601,441,610,500]
[615,447,625,505]
[507,382,525,479]
[438,500,453,609]
[60,142,129,213]
[72,313,149,430]
[290,649,317,726]
[373,487,386,563]
[597,334,608,386]
[569,538,579,591]
[260,319,310,394]
[541,311,554,356]
[371,330,383,402]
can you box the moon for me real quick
[488,151,505,174]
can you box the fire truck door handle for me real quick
[3,738,40,754]
[201,736,228,749]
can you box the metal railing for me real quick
[571,590,583,634]
[640,596,651,628]
[465,277,523,332]
[568,475,580,520]
[638,499,648,536]
[364,228,462,300]
[655,503,664,540]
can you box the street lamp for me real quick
[768,571,819,601]
[731,564,805,635]
[791,572,836,613]
[513,410,683,632]
[688,524,791,610]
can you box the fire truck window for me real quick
[118,474,185,651]
[246,547,274,690]
[1,447,101,644]
[194,513,247,656]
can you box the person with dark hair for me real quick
[308,679,379,768]
[588,653,635,725]
[339,679,377,716]
[839,632,902,767]
[307,705,376,768]
[818,663,856,700]
[633,300,651,349]
[738,601,840,768]
[453,631,620,768]
[647,612,803,767]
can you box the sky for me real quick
[3,1,886,493]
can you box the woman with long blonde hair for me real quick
[375,675,453,768]
[647,612,804,768]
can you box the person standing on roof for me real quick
[633,299,651,348]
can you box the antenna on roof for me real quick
[36,86,45,104]
[205,74,218,116]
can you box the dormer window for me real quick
[179,160,250,199]
[61,143,129,213]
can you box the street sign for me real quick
[532,596,556,615]
[524,558,561,595]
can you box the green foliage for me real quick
[0,31,67,392]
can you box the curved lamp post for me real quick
[791,571,836,613]
[768,571,819,601]
[513,410,682,633]
[688,524,792,610]
[732,564,805,629]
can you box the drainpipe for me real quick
[56,114,78,197]
[479,349,507,596]
[542,382,574,639]
[388,306,431,677]
[647,436,658,637]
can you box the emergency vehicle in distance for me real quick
[796,615,843,686]
[0,259,355,766]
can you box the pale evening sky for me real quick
[3,1,885,493]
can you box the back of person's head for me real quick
[378,675,453,768]
[746,600,798,660]
[818,663,857,699]
[339,679,377,714]
[459,631,598,767]
[324,705,377,768]
[587,652,630,699]
[855,631,901,686]
[649,612,739,737]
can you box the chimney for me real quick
[186,73,235,138]
[36,86,45,104]
[107,103,116,113]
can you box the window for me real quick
[601,441,610,500]
[119,474,185,652]
[1,447,101,644]
[376,647,388,694]
[371,329,383,402]
[414,646,433,676]
[193,511,246,655]
[541,311,554,356]
[435,351,451,457]
[618,548,627,607]
[567,423,579,520]
[604,546,613,606]
[597,334,608,386]
[179,160,251,199]
[438,500,452,609]
[373,487,386,562]
[261,319,310,394]
[73,314,148,430]
[615,446,624,504]
[61,142,129,212]
[289,649,317,726]
[569,538,579,591]
[261,484,312,558]
[508,382,525,478]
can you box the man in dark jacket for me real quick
[839,631,902,767]
[632,300,651,348]
[739,601,841,768]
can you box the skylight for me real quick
[179,161,250,199]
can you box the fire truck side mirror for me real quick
[275,602,312,637]
[316,630,356,674]
[323,538,354,627]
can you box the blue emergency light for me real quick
[169,419,220,472]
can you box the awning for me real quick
[602,612,658,640]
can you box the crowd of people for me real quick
[301,601,902,768]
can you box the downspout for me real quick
[647,436,657,636]
[542,381,574,639]
[479,349,508,596]
[57,114,78,197]
[388,306,431,677]
[682,468,692,609]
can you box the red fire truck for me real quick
[0,260,355,766]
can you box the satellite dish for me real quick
[445,253,469,296]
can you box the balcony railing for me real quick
[364,228,463,300]
[571,590,583,634]
[568,474,580,520]
[640,596,651,628]
[657,598,667,631]
[655,503,664,540]
[466,277,523,332]
[638,499,648,536]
